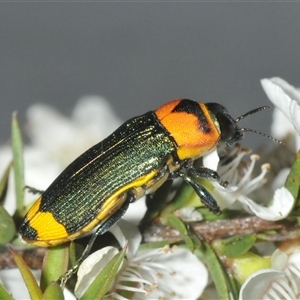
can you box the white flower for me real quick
[261,77,300,150]
[75,220,208,299]
[26,95,122,167]
[240,241,300,299]
[208,145,294,221]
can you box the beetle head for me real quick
[206,103,282,146]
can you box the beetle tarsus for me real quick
[189,166,228,187]
[24,185,44,195]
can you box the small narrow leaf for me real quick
[213,234,257,258]
[163,214,195,250]
[40,244,69,292]
[0,162,12,205]
[10,247,43,300]
[81,247,126,300]
[11,112,25,219]
[138,240,177,251]
[285,150,300,203]
[200,242,231,300]
[161,181,194,216]
[227,273,240,300]
[189,232,202,249]
[0,206,16,245]
[69,241,84,269]
[42,282,64,300]
[163,214,187,235]
[0,282,14,300]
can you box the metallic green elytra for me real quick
[20,111,178,247]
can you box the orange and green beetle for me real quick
[19,98,275,280]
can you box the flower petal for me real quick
[240,187,294,221]
[289,98,300,135]
[267,77,300,103]
[109,219,142,259]
[203,148,219,171]
[75,246,119,298]
[211,185,239,209]
[261,78,300,146]
[239,269,286,300]
[271,249,289,271]
[138,247,208,299]
[123,196,147,225]
[261,78,300,114]
[271,107,295,140]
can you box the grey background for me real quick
[1,3,300,148]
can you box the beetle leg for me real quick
[188,167,228,188]
[178,172,221,215]
[59,192,133,286]
[24,185,44,195]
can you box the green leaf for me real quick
[0,282,14,300]
[0,206,16,245]
[69,241,82,268]
[163,214,194,250]
[40,244,69,292]
[0,162,12,205]
[212,234,257,258]
[138,240,178,251]
[227,273,240,300]
[11,113,25,219]
[199,242,231,300]
[161,181,195,216]
[42,282,64,300]
[189,231,202,249]
[81,247,126,300]
[285,150,300,204]
[10,246,43,300]
[163,214,187,235]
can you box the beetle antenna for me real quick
[236,106,283,144]
[240,127,283,144]
[235,106,270,123]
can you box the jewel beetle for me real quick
[19,98,278,281]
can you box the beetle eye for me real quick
[217,113,237,142]
[206,102,242,144]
